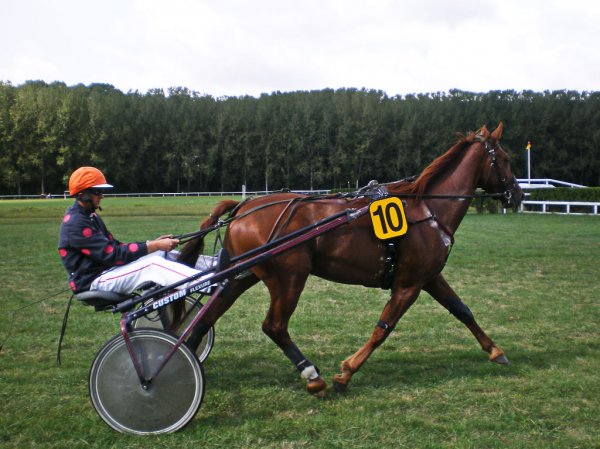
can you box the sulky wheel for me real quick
[133,298,215,363]
[89,328,205,435]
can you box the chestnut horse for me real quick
[179,123,523,394]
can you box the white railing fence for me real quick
[516,178,598,215]
[517,178,586,189]
[520,201,599,215]
[0,189,332,201]
[3,183,598,216]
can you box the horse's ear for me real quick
[491,121,503,141]
[476,125,489,139]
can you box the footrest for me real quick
[76,290,131,309]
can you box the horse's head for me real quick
[475,123,523,210]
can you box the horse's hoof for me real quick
[332,379,347,393]
[306,377,327,395]
[491,354,510,365]
[332,374,348,393]
[489,347,509,365]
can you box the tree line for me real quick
[0,80,598,196]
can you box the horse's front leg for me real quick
[424,274,508,364]
[332,285,421,392]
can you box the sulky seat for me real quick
[76,290,131,310]
[76,282,159,311]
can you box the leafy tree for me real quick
[1,83,598,195]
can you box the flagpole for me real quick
[527,150,531,184]
[526,141,532,183]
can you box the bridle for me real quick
[476,136,521,209]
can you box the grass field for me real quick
[0,197,598,449]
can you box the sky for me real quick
[2,0,600,97]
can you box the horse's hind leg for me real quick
[333,285,422,392]
[424,274,509,364]
[260,271,327,395]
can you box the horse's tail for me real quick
[177,200,240,267]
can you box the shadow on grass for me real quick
[198,338,596,400]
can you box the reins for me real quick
[173,198,308,244]
[390,192,505,200]
[171,189,505,245]
[173,227,218,245]
[171,134,517,245]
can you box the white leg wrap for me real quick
[300,365,319,381]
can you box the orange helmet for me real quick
[68,167,113,196]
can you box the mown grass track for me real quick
[0,197,598,448]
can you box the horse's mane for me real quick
[389,130,479,197]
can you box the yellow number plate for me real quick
[369,197,408,240]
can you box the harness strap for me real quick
[434,216,455,246]
[423,202,455,245]
[265,198,303,243]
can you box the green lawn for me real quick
[0,197,598,448]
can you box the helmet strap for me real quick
[76,192,101,211]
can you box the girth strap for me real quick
[381,239,398,290]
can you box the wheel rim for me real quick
[89,329,204,435]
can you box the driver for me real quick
[58,166,212,294]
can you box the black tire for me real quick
[89,329,204,435]
[133,298,215,363]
